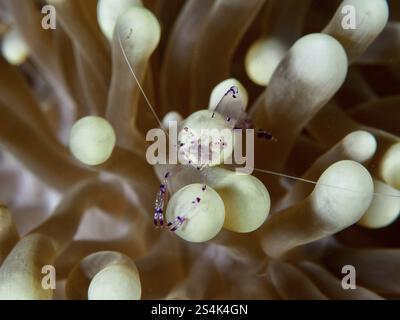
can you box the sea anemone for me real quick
[0,0,399,300]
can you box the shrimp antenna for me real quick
[251,167,400,198]
[117,29,164,131]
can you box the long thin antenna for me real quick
[117,29,165,130]
[251,167,400,198]
[252,167,317,185]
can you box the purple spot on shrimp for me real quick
[160,184,167,193]
[257,129,274,140]
[225,86,238,98]
[196,197,201,203]
[168,216,186,232]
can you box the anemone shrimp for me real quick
[152,84,275,240]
